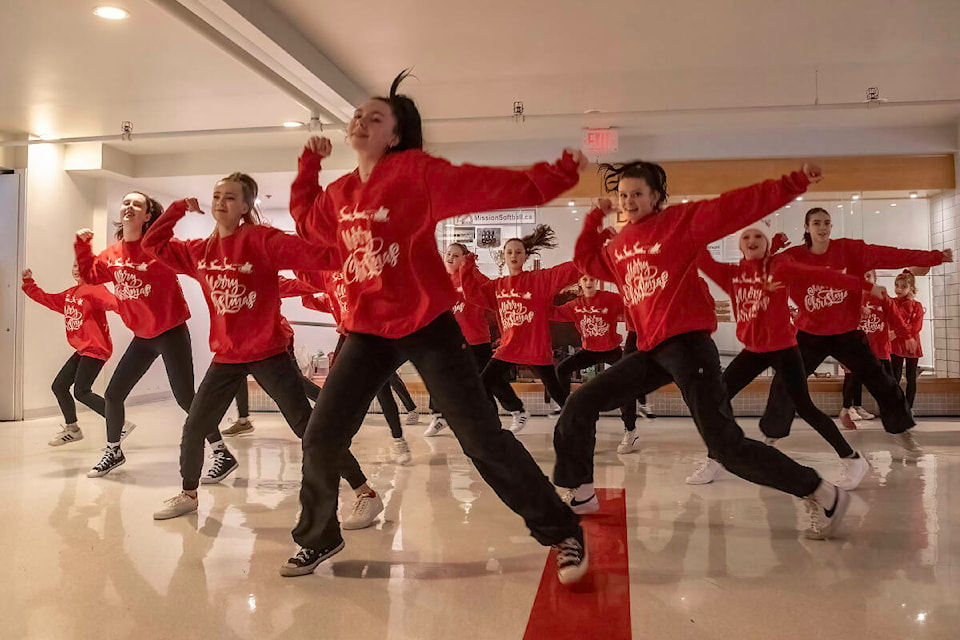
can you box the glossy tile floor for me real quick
[2,402,959,639]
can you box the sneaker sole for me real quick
[342,501,385,530]
[153,502,199,521]
[805,489,851,540]
[200,459,239,484]
[49,434,84,447]
[685,476,717,485]
[835,458,870,491]
[87,458,125,478]
[279,540,346,577]
[570,499,600,515]
[222,427,255,437]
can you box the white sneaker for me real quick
[686,458,724,485]
[802,485,850,540]
[391,437,412,465]
[119,420,137,443]
[564,490,599,515]
[49,424,83,447]
[854,406,876,421]
[342,491,384,530]
[893,429,923,461]
[509,410,529,434]
[637,404,656,420]
[404,409,421,425]
[836,453,870,491]
[550,401,562,416]
[554,532,588,585]
[153,492,199,520]
[616,429,640,454]
[423,415,448,437]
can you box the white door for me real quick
[0,172,24,420]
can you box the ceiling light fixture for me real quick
[852,194,861,200]
[796,196,803,201]
[283,121,304,128]
[93,6,130,20]
[785,205,791,209]
[571,210,578,214]
[891,203,897,207]
[567,201,575,206]
[910,192,918,198]
[681,198,690,203]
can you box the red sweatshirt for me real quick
[698,251,862,353]
[575,172,810,352]
[781,239,943,336]
[22,279,117,360]
[449,269,492,345]
[289,148,581,339]
[462,259,580,365]
[75,236,191,339]
[858,292,910,360]
[554,290,624,352]
[141,200,339,363]
[891,297,925,358]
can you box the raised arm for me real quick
[290,137,336,247]
[263,227,342,273]
[422,149,586,223]
[140,200,201,278]
[458,255,497,311]
[862,241,950,272]
[544,261,581,295]
[574,204,619,283]
[20,271,65,313]
[695,249,736,296]
[73,231,112,284]
[279,275,322,298]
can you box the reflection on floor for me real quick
[2,402,959,639]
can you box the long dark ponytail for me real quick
[114,191,164,241]
[373,69,423,153]
[505,224,558,257]
[598,161,669,210]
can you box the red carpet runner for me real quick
[523,488,631,639]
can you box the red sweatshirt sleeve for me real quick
[262,227,342,273]
[459,258,497,311]
[301,293,334,314]
[141,201,201,278]
[685,171,810,246]
[545,261,581,295]
[860,241,945,272]
[73,239,112,285]
[279,276,321,298]
[574,208,618,283]
[290,150,330,242]
[883,296,911,340]
[83,285,119,313]
[776,256,862,292]
[21,279,65,314]
[421,150,581,223]
[553,300,575,323]
[897,300,925,336]
[695,249,736,296]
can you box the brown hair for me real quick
[895,270,917,295]
[803,207,830,247]
[114,191,164,241]
[447,242,470,255]
[505,224,557,258]
[218,172,262,225]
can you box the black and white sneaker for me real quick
[87,447,125,478]
[562,488,600,515]
[803,485,851,540]
[49,424,83,447]
[279,540,345,577]
[119,420,137,443]
[637,404,657,420]
[554,530,588,585]
[201,448,239,484]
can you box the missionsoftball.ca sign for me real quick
[450,210,537,225]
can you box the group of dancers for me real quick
[23,71,952,586]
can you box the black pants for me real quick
[481,358,567,412]
[103,324,220,445]
[557,347,636,430]
[553,331,820,497]
[842,360,893,409]
[181,351,366,492]
[760,330,914,438]
[293,313,580,550]
[52,353,106,424]
[333,333,405,439]
[389,373,416,413]
[233,348,322,417]
[724,346,853,458]
[891,355,920,408]
[429,342,496,416]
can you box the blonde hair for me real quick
[895,270,917,295]
[219,172,262,226]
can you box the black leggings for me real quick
[890,355,920,408]
[52,353,106,424]
[760,330,913,438]
[724,346,853,458]
[233,347,321,417]
[389,373,416,413]
[553,331,821,497]
[557,347,635,430]
[429,342,496,417]
[842,360,893,409]
[481,358,567,413]
[103,324,221,445]
[180,351,366,492]
[293,313,580,550]
[333,334,405,438]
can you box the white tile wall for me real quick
[930,189,960,375]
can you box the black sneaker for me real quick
[279,540,345,577]
[554,529,588,585]
[201,448,239,484]
[87,447,125,478]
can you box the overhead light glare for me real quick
[283,121,304,128]
[93,6,130,20]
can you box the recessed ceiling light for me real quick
[571,210,578,214]
[910,192,918,198]
[775,213,780,216]
[785,205,791,209]
[838,204,843,208]
[875,210,880,214]
[93,6,130,20]
[283,121,304,128]
[852,194,860,200]
[567,201,575,206]
[681,198,689,203]
[891,203,897,207]
[796,196,803,201]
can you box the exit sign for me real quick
[581,128,619,155]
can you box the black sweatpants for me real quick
[333,333,405,439]
[891,355,920,408]
[103,324,221,445]
[553,331,821,497]
[429,342,500,417]
[481,358,567,412]
[180,351,366,492]
[389,373,416,413]
[52,353,107,424]
[724,346,853,458]
[233,349,322,416]
[557,347,635,431]
[842,360,893,409]
[760,330,914,439]
[293,313,580,550]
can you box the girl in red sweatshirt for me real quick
[760,208,950,460]
[284,72,588,584]
[558,160,855,541]
[460,226,579,434]
[839,270,912,428]
[890,270,926,408]
[141,173,372,522]
[422,242,512,438]
[75,191,225,479]
[694,225,869,490]
[22,265,118,446]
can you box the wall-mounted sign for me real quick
[451,226,476,244]
[477,227,502,248]
[451,209,536,225]
[581,128,619,155]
